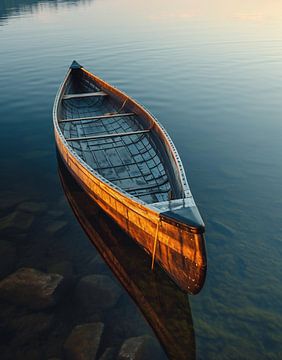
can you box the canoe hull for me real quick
[58,158,196,360]
[55,130,206,294]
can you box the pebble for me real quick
[0,267,67,310]
[64,322,104,360]
[118,335,162,360]
[76,274,122,314]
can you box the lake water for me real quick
[0,0,282,359]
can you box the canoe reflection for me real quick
[58,154,196,360]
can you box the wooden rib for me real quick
[125,178,169,192]
[63,91,107,100]
[66,130,150,142]
[59,112,135,124]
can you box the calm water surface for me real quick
[0,0,282,359]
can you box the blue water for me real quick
[1,0,282,359]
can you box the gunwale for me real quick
[53,62,207,293]
[53,66,192,210]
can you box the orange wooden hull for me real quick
[55,130,206,293]
[58,159,196,360]
[53,62,207,293]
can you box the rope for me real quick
[151,217,161,270]
[105,98,128,116]
[117,98,128,113]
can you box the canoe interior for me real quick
[58,68,183,204]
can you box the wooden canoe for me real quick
[53,61,207,294]
[58,156,196,360]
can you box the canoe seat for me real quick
[63,91,108,100]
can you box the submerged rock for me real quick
[86,254,110,274]
[0,241,16,279]
[118,335,162,360]
[107,300,151,341]
[0,211,34,232]
[76,275,122,313]
[0,267,66,309]
[64,322,104,360]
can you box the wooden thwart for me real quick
[66,129,150,142]
[59,112,135,124]
[63,91,107,100]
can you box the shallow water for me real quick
[0,0,282,359]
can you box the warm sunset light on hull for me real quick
[58,156,196,360]
[53,63,207,294]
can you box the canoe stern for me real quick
[160,205,205,234]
